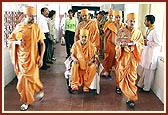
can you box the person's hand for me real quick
[87,60,92,66]
[88,57,95,66]
[15,39,24,46]
[95,55,100,65]
[144,39,148,46]
[95,47,100,55]
[73,59,78,64]
[120,42,128,47]
[38,57,43,68]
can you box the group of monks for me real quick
[70,8,144,108]
[8,6,144,110]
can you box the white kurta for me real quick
[137,27,161,91]
[140,28,160,70]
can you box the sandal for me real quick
[126,100,135,108]
[71,85,79,91]
[83,87,90,92]
[107,74,112,80]
[115,87,122,94]
[20,104,29,111]
[36,91,44,101]
[68,86,73,94]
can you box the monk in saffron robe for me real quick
[96,13,103,34]
[74,9,100,53]
[102,9,114,79]
[96,13,103,54]
[8,6,46,111]
[115,13,144,108]
[102,10,126,88]
[70,29,97,92]
[103,9,114,33]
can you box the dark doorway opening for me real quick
[72,6,100,15]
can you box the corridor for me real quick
[3,43,164,112]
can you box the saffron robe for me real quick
[103,22,125,73]
[70,40,96,89]
[8,23,45,104]
[115,28,144,101]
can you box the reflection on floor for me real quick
[4,43,164,112]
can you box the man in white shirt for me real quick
[137,15,161,92]
[37,7,50,70]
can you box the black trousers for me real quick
[65,30,75,57]
[39,33,49,67]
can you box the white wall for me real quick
[3,47,16,87]
[151,56,165,104]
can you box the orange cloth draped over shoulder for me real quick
[74,19,100,52]
[8,22,45,104]
[115,27,144,101]
[70,40,96,89]
[103,20,113,33]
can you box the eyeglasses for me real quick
[129,20,135,23]
[81,35,87,38]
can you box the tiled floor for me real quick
[3,43,165,112]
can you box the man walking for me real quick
[8,6,45,111]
